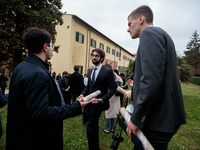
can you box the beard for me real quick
[92,59,101,65]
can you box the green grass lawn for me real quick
[0,82,199,150]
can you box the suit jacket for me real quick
[59,77,69,93]
[6,53,82,150]
[82,65,116,110]
[0,90,8,137]
[131,26,186,133]
[68,72,84,94]
[56,75,61,81]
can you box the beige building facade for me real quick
[50,14,135,75]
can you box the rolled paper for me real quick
[83,90,101,102]
[119,107,154,150]
[116,86,127,95]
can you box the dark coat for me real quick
[59,77,69,93]
[68,72,84,94]
[82,65,116,111]
[0,75,8,88]
[0,90,8,137]
[6,53,82,150]
[131,26,186,133]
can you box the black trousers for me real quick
[62,91,71,105]
[87,104,103,150]
[71,92,81,102]
[83,106,90,125]
[134,125,180,150]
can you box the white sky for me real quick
[61,0,200,57]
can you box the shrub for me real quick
[191,76,200,85]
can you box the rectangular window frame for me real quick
[91,39,96,48]
[76,31,84,43]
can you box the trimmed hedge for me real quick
[191,77,200,85]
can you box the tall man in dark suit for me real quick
[6,27,90,150]
[78,48,116,150]
[124,5,186,149]
[68,66,84,102]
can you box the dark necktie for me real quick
[92,68,97,84]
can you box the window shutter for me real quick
[91,39,92,46]
[76,32,79,42]
[82,34,84,43]
[81,66,83,74]
[95,41,96,48]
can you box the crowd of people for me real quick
[0,5,186,150]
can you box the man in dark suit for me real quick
[78,48,116,150]
[6,27,90,150]
[68,66,84,102]
[124,5,186,149]
[56,73,61,81]
[59,71,70,105]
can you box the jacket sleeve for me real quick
[24,72,82,123]
[130,28,166,128]
[101,69,117,101]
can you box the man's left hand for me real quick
[91,98,103,104]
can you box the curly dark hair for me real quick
[91,48,106,63]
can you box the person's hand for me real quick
[126,121,138,140]
[66,87,70,91]
[91,98,103,104]
[80,101,91,108]
[124,90,132,100]
[128,79,133,87]
[77,95,84,102]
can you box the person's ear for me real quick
[43,43,48,52]
[139,16,145,24]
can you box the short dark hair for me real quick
[62,71,68,75]
[113,69,119,75]
[120,72,125,77]
[22,27,52,54]
[74,66,79,72]
[128,5,153,24]
[91,48,105,63]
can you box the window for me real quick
[116,51,119,57]
[106,46,110,53]
[76,31,84,43]
[100,43,104,50]
[91,39,96,48]
[112,49,115,55]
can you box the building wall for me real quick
[50,14,135,75]
[50,15,73,74]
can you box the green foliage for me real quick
[0,0,63,70]
[191,76,200,85]
[184,30,200,77]
[125,61,134,81]
[177,56,192,82]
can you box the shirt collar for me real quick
[95,64,102,70]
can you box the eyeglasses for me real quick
[91,55,100,58]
